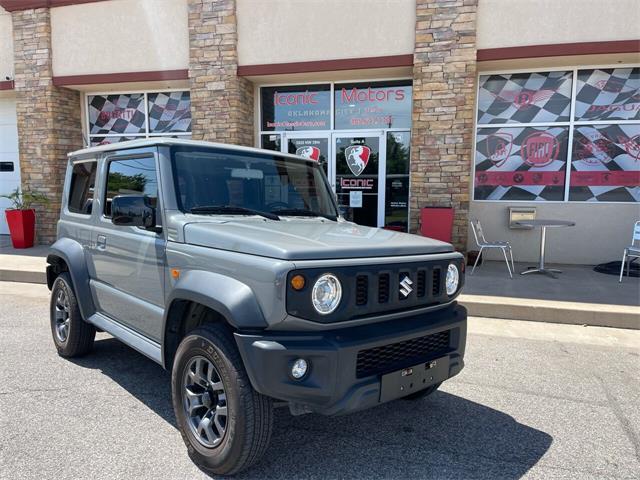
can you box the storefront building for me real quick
[0,0,638,264]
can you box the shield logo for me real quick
[344,145,371,176]
[486,133,513,167]
[522,132,559,167]
[296,146,321,161]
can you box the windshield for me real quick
[170,146,338,219]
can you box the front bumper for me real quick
[234,303,466,416]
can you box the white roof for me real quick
[68,137,313,164]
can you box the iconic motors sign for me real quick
[261,81,412,131]
[335,82,412,130]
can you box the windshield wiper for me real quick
[190,205,280,221]
[271,208,337,221]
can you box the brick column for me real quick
[187,0,253,146]
[12,8,83,244]
[409,0,477,251]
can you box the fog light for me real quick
[291,358,308,379]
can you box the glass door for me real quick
[332,132,385,228]
[282,132,330,176]
[384,130,411,232]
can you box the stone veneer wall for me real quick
[410,0,477,251]
[187,0,253,146]
[12,8,83,244]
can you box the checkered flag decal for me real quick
[574,68,640,121]
[475,126,568,201]
[477,71,572,124]
[148,91,192,133]
[88,94,146,135]
[570,124,640,202]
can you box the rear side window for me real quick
[68,161,97,215]
[104,157,159,218]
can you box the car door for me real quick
[89,151,166,342]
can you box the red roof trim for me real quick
[52,69,189,86]
[0,0,105,11]
[477,40,640,61]
[237,54,414,76]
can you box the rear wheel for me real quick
[171,324,273,476]
[49,272,95,357]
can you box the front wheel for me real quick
[171,324,273,476]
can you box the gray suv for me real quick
[47,138,466,475]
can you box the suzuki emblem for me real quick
[399,275,413,297]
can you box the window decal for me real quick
[474,126,569,201]
[148,91,192,133]
[477,71,572,124]
[88,94,146,135]
[569,124,640,202]
[574,68,640,121]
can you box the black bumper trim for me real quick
[234,303,467,416]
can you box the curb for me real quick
[459,294,639,331]
[0,269,47,285]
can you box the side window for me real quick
[104,157,159,220]
[68,161,97,215]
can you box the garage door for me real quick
[0,97,20,235]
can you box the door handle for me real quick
[96,234,107,250]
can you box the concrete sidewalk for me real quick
[0,235,48,284]
[462,260,640,330]
[1,235,638,329]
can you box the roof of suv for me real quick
[67,137,313,164]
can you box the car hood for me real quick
[183,219,453,260]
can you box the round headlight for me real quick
[446,264,459,296]
[311,274,342,314]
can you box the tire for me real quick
[50,272,96,357]
[171,324,274,476]
[402,382,442,401]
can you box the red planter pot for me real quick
[5,209,36,248]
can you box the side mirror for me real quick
[111,195,161,233]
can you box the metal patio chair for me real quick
[470,219,515,278]
[619,220,640,283]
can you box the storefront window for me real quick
[474,127,568,201]
[260,84,331,131]
[86,90,192,146]
[261,133,281,151]
[334,80,412,130]
[475,67,640,203]
[147,91,192,133]
[88,93,146,135]
[477,71,572,124]
[569,124,640,202]
[574,68,640,121]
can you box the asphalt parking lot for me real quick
[1,282,639,480]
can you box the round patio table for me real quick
[515,220,575,278]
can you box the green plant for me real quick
[0,187,50,210]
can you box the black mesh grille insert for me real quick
[378,273,390,304]
[417,270,426,298]
[356,330,451,378]
[356,275,368,306]
[432,268,441,296]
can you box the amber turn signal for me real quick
[290,274,305,290]
[171,268,180,280]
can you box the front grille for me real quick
[417,270,426,298]
[356,275,368,306]
[356,330,451,378]
[378,273,390,304]
[432,268,442,296]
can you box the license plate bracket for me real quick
[379,356,449,403]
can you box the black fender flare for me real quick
[163,268,267,335]
[47,238,96,320]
